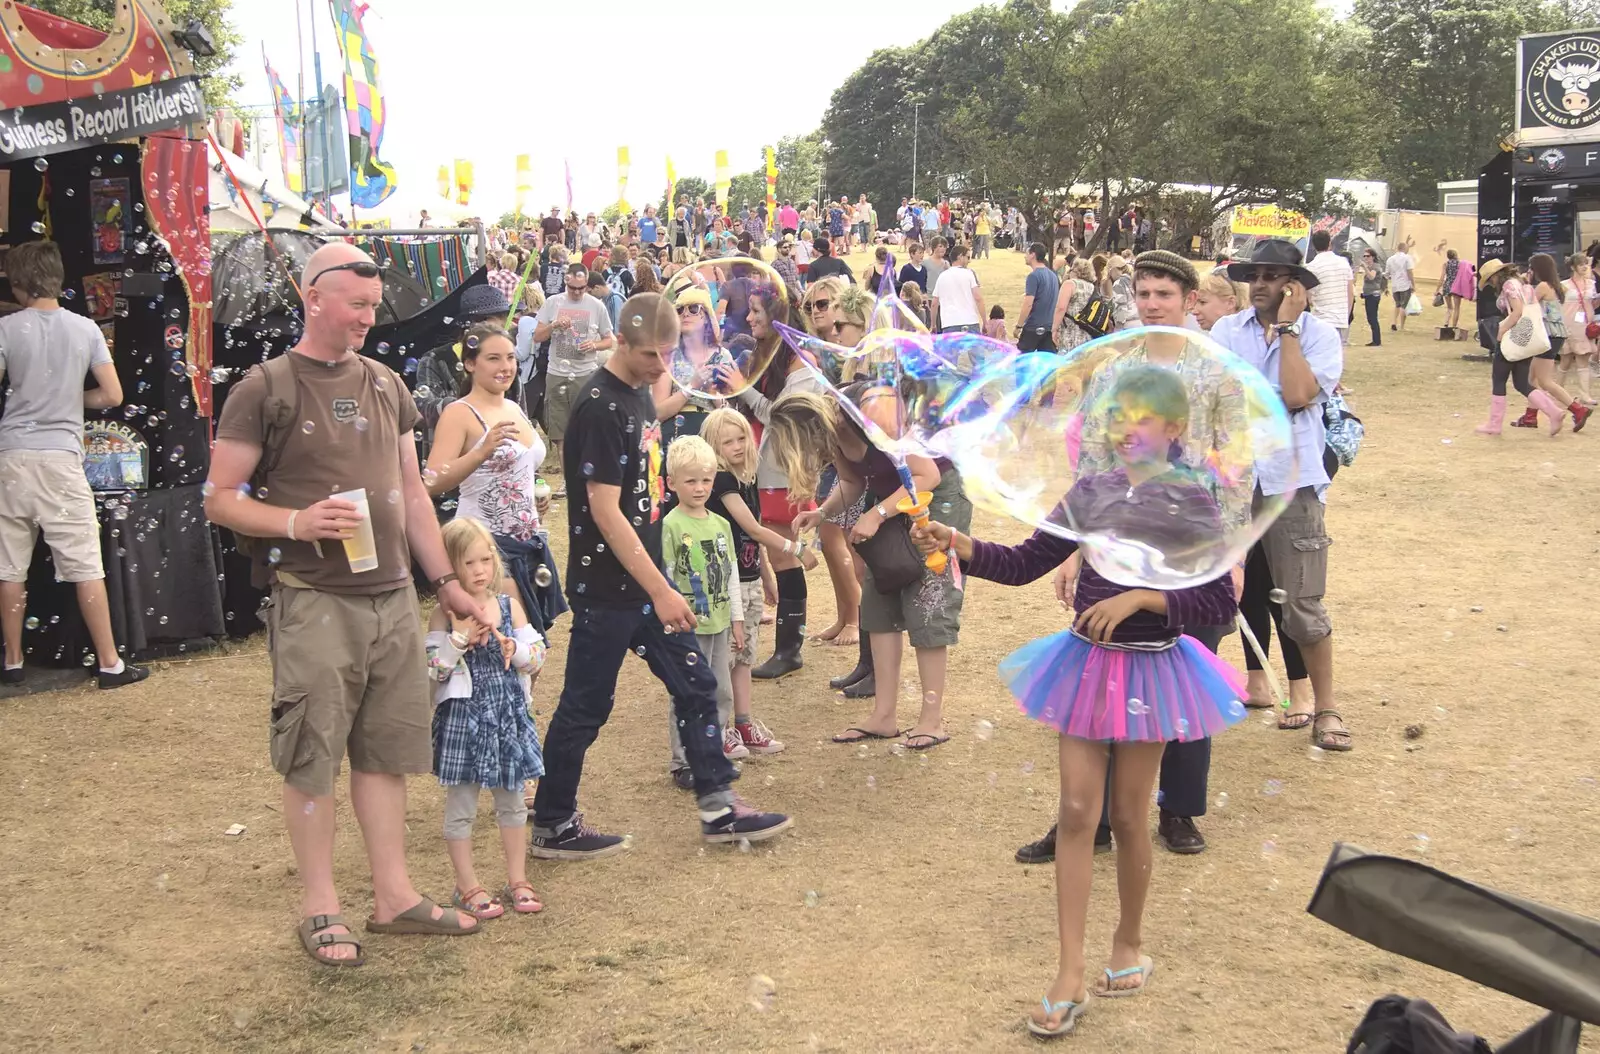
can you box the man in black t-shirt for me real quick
[805,235,855,288]
[530,293,791,860]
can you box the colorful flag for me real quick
[616,146,630,212]
[765,146,778,233]
[714,150,730,214]
[666,154,677,214]
[263,48,303,194]
[329,0,397,208]
[514,154,531,219]
[454,159,473,206]
[437,164,450,200]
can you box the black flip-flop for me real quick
[903,732,950,751]
[831,727,903,744]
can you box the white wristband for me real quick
[286,510,298,542]
[782,539,794,556]
[448,630,470,650]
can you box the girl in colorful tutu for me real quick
[913,366,1246,1038]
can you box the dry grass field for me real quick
[2,247,1597,1053]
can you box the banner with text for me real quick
[0,77,205,161]
[1230,204,1310,240]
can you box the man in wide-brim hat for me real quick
[1211,238,1352,753]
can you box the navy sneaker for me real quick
[701,796,792,845]
[672,768,695,791]
[528,814,628,860]
[97,664,149,690]
[1,666,23,686]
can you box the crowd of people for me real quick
[3,207,1385,1037]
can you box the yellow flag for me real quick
[454,159,473,206]
[617,146,630,212]
[514,154,531,218]
[714,149,730,213]
[666,154,677,213]
[765,146,778,232]
[436,164,450,199]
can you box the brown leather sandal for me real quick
[298,913,365,967]
[1312,709,1353,752]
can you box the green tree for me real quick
[663,175,710,213]
[33,0,242,107]
[774,132,824,206]
[1351,0,1577,208]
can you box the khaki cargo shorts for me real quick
[267,581,431,797]
[858,470,972,650]
[1254,486,1333,645]
[0,450,105,583]
[543,371,596,444]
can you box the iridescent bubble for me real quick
[301,421,315,435]
[747,975,776,1012]
[33,158,47,172]
[267,547,283,565]
[24,616,39,630]
[533,566,553,588]
[662,258,791,401]
[686,652,699,665]
[30,221,44,234]
[1268,587,1287,604]
[354,416,369,433]
[913,327,1296,589]
[973,718,994,741]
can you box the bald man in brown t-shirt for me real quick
[206,243,497,966]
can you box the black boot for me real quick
[829,633,872,690]
[842,671,876,699]
[752,570,806,679]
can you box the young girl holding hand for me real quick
[426,518,549,920]
[913,367,1246,1037]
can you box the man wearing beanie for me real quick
[1014,247,1254,864]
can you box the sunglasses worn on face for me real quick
[677,304,704,316]
[309,260,381,286]
[807,298,831,311]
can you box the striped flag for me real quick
[329,0,397,208]
[262,49,303,194]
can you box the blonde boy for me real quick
[663,435,746,785]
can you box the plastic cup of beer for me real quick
[331,488,379,573]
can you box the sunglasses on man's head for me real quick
[309,260,381,286]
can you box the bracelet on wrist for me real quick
[286,510,298,542]
[449,630,470,649]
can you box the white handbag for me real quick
[1500,302,1551,361]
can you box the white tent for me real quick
[208,142,340,233]
[350,186,476,227]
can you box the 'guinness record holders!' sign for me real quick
[0,76,205,160]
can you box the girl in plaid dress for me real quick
[426,518,548,920]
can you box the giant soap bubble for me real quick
[661,257,790,401]
[917,326,1294,589]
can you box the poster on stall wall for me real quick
[90,178,133,265]
[82,272,119,321]
[83,421,148,491]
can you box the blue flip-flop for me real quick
[1095,955,1154,998]
[1025,994,1088,1037]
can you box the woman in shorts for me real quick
[771,388,970,751]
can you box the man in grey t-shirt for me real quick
[0,241,147,688]
[534,262,615,495]
[923,236,950,331]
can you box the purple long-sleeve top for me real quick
[966,529,1238,643]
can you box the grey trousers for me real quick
[443,783,527,840]
[668,629,732,771]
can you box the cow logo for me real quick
[1536,147,1567,174]
[1526,35,1600,129]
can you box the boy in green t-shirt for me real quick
[662,435,747,787]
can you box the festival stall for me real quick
[1479,29,1600,271]
[0,1,228,673]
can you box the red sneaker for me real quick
[738,719,787,755]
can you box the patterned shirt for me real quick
[487,268,521,305]
[1076,335,1255,543]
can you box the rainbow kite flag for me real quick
[263,49,304,194]
[329,0,397,208]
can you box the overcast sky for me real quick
[226,0,987,217]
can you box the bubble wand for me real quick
[895,465,948,575]
[1234,614,1287,710]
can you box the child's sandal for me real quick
[500,881,543,914]
[452,886,505,921]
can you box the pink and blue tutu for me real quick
[1000,629,1247,742]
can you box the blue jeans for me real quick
[532,603,737,834]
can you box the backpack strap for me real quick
[256,355,301,479]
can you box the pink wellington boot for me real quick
[1529,390,1565,435]
[1475,395,1507,435]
